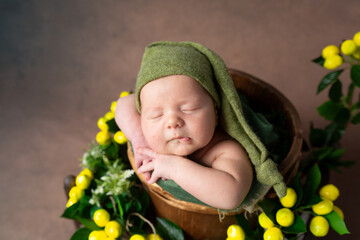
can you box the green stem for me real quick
[115,195,124,221]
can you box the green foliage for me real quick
[323,211,350,235]
[70,228,92,240]
[309,48,359,172]
[156,217,184,240]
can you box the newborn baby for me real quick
[115,41,286,211]
[116,75,253,210]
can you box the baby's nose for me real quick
[166,115,184,129]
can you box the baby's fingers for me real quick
[137,161,154,173]
[147,172,160,184]
[136,147,158,158]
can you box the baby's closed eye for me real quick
[148,112,163,119]
[181,106,201,113]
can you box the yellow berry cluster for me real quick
[256,184,343,239]
[310,184,342,237]
[96,91,130,146]
[88,209,122,240]
[66,168,94,208]
[257,187,297,240]
[322,31,360,70]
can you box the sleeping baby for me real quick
[115,41,286,211]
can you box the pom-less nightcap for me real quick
[135,41,286,209]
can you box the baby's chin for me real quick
[152,145,198,156]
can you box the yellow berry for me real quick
[263,227,283,240]
[97,117,109,131]
[75,174,91,190]
[66,198,78,208]
[276,208,294,227]
[353,31,360,46]
[146,233,163,240]
[104,111,115,120]
[323,55,343,70]
[68,186,84,201]
[258,212,275,229]
[333,205,344,220]
[110,101,117,113]
[130,234,146,240]
[105,220,122,238]
[227,224,245,240]
[114,131,127,144]
[120,91,130,98]
[96,131,112,145]
[353,48,360,59]
[93,209,110,227]
[280,187,297,208]
[312,199,333,215]
[80,168,94,180]
[88,230,107,240]
[341,39,357,55]
[319,184,339,201]
[310,216,329,237]
[322,45,340,59]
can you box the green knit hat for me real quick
[135,41,286,210]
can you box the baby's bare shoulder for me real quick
[212,139,248,159]
[198,138,248,167]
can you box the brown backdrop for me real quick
[0,0,359,239]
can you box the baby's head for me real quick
[135,42,222,156]
[140,74,217,156]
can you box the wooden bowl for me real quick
[127,69,303,240]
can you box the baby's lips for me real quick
[179,137,191,143]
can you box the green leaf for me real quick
[156,217,184,240]
[289,173,303,209]
[297,195,322,210]
[312,56,325,66]
[70,227,92,240]
[324,123,344,145]
[329,80,342,102]
[258,198,282,224]
[254,226,265,240]
[106,118,120,133]
[324,211,350,235]
[352,101,360,111]
[350,65,360,87]
[309,126,326,147]
[61,201,80,219]
[282,214,307,234]
[346,83,355,104]
[234,214,255,240]
[351,112,360,124]
[317,100,343,120]
[334,108,350,127]
[327,148,345,160]
[317,69,344,94]
[303,164,321,205]
[75,217,102,230]
[314,147,333,161]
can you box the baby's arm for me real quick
[114,94,151,179]
[136,140,253,210]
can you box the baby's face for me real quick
[140,75,217,156]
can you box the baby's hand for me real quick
[130,138,152,181]
[136,148,181,184]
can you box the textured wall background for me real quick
[0,0,359,239]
